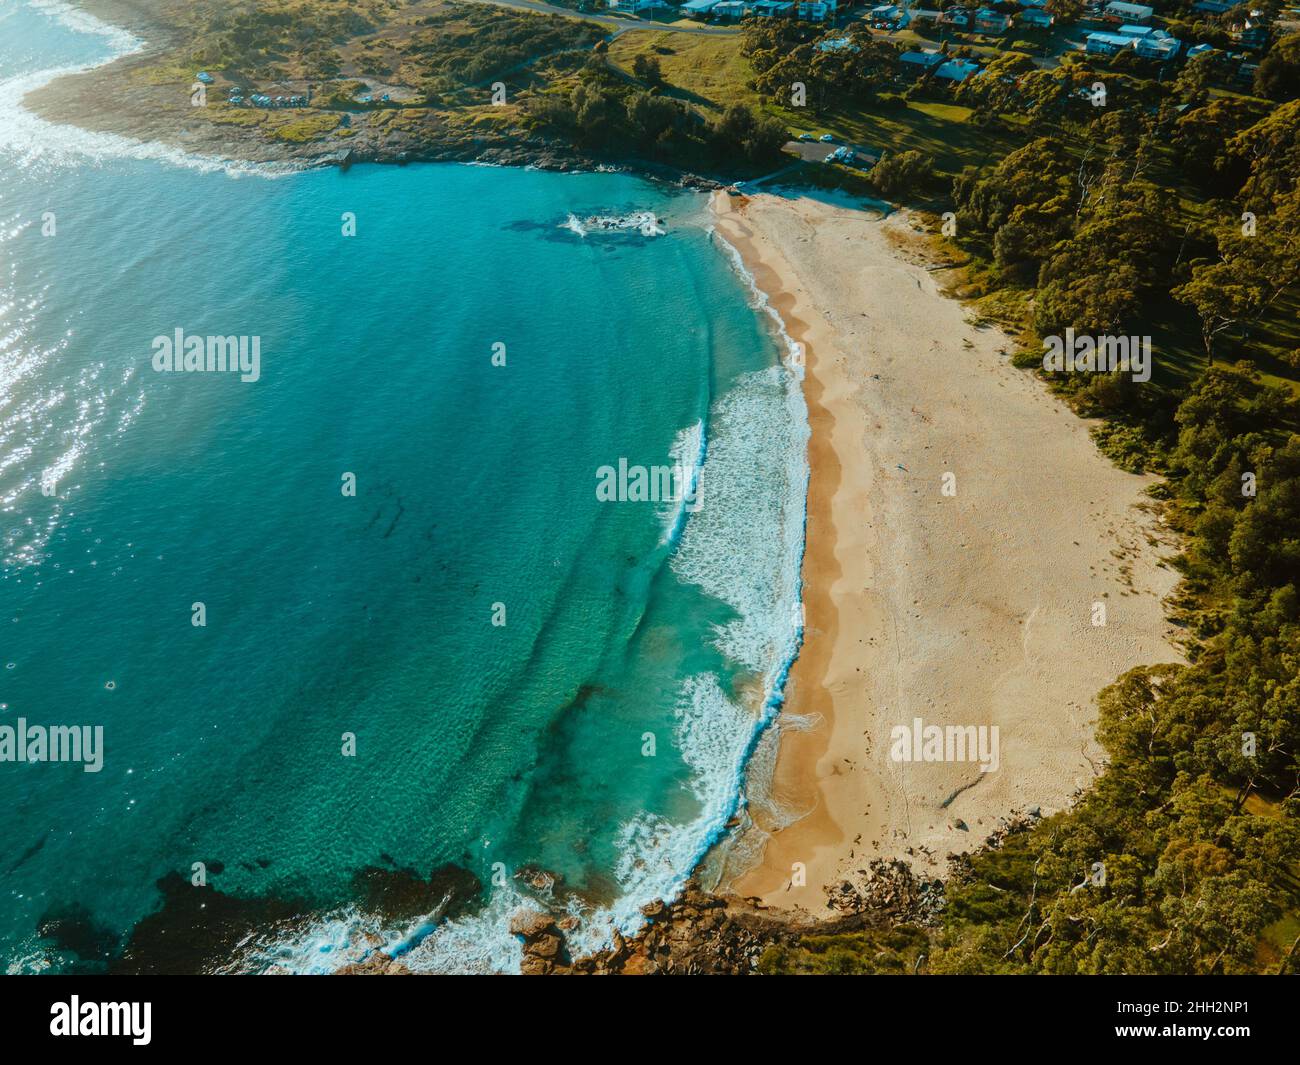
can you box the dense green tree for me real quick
[625,90,678,144]
[1171,97,1260,194]
[1228,98,1300,208]
[631,53,662,84]
[1255,32,1300,102]
[1174,189,1300,362]
[1045,0,1083,21]
[868,149,934,198]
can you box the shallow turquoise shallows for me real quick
[0,0,807,972]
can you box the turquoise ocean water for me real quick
[0,0,807,972]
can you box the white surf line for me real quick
[3,0,303,178]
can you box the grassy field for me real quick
[607,29,1014,173]
[606,32,759,113]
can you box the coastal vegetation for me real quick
[105,0,786,173]
[747,19,1300,978]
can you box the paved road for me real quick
[784,138,880,166]
[466,0,738,34]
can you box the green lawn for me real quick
[606,31,759,112]
[608,30,1015,173]
[796,99,1015,173]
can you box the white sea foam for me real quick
[229,883,530,975]
[224,877,530,975]
[242,351,810,973]
[560,211,665,238]
[0,1,299,178]
[28,0,140,52]
[396,883,527,974]
[659,418,705,546]
[222,905,381,975]
[672,366,809,674]
[563,355,810,957]
[712,230,806,374]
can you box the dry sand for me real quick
[713,189,1182,915]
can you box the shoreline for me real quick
[712,189,1184,916]
[712,188,881,909]
[4,0,767,974]
[21,0,728,186]
[13,0,1184,964]
[708,196,856,902]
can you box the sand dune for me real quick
[713,190,1183,914]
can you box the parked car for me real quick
[818,133,836,143]
[798,132,814,141]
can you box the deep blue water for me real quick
[0,0,807,972]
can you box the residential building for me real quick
[974,7,1012,32]
[1238,23,1270,50]
[798,0,836,19]
[1102,2,1154,23]
[1013,8,1055,26]
[1019,8,1054,27]
[869,3,907,27]
[935,58,981,81]
[899,49,946,74]
[1135,32,1181,58]
[1086,30,1136,54]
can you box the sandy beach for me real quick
[714,190,1183,914]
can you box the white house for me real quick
[1086,31,1135,55]
[1135,31,1182,58]
[1102,2,1154,23]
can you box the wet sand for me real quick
[713,189,1182,913]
